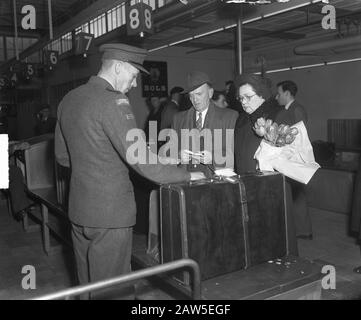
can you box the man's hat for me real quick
[184,71,212,93]
[99,43,149,74]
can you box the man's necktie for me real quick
[196,112,202,130]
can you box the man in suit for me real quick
[160,86,184,130]
[55,43,204,299]
[275,80,308,125]
[276,80,312,240]
[34,105,57,136]
[169,71,238,177]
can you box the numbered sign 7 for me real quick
[74,33,94,57]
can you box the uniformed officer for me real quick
[55,43,205,299]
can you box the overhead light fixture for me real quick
[224,0,290,4]
[225,0,271,3]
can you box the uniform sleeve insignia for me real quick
[116,98,129,105]
[125,113,134,120]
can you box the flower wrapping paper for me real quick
[254,121,320,184]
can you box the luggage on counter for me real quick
[160,171,289,285]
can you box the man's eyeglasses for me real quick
[237,93,256,103]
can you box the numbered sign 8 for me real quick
[126,3,153,36]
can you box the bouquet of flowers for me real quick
[254,117,299,147]
[253,120,320,184]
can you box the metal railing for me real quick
[32,259,201,300]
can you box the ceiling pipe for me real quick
[155,0,215,23]
[294,34,361,55]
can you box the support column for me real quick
[236,7,243,75]
[48,0,54,40]
[12,0,19,60]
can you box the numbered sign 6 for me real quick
[74,32,94,57]
[44,50,59,70]
[126,3,153,36]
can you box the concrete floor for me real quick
[0,198,360,300]
[298,207,361,299]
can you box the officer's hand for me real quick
[190,172,206,181]
[199,150,212,164]
[9,141,30,154]
[159,156,180,165]
[17,142,30,151]
[180,150,191,164]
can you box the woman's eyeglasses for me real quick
[237,94,256,103]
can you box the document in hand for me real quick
[254,121,320,184]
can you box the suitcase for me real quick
[15,133,55,191]
[160,171,289,285]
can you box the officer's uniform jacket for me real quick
[55,76,190,228]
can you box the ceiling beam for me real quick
[244,27,305,40]
[53,0,101,27]
[154,0,219,32]
[147,0,325,51]
[295,2,353,17]
[246,9,361,42]
[185,41,251,54]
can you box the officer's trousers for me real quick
[71,223,134,300]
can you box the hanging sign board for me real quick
[23,63,36,80]
[74,32,94,57]
[43,50,59,70]
[126,2,153,36]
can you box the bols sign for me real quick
[142,61,168,98]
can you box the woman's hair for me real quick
[234,74,273,100]
[212,90,226,101]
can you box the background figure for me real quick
[160,86,184,130]
[275,80,312,239]
[144,96,164,143]
[35,105,57,135]
[233,73,298,256]
[225,80,242,113]
[212,90,229,109]
[275,80,308,125]
[179,93,193,111]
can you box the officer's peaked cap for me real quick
[99,43,149,74]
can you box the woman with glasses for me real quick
[233,73,298,256]
[233,74,281,174]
